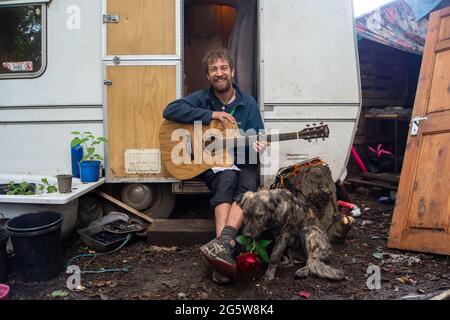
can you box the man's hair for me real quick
[202,47,234,74]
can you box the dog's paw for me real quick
[294,266,309,279]
[280,255,294,267]
[262,272,275,282]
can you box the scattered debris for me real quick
[395,276,417,285]
[149,246,178,252]
[50,290,69,298]
[384,253,422,266]
[378,196,394,204]
[99,292,111,300]
[400,288,450,300]
[296,291,311,299]
[372,252,384,260]
[177,292,188,300]
[163,268,173,274]
[361,220,373,226]
[198,292,209,300]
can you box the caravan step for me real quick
[147,219,215,247]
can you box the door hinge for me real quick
[103,14,120,23]
[410,116,428,136]
[104,80,112,85]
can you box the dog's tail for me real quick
[307,259,345,280]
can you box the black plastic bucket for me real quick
[5,212,63,282]
[0,232,8,283]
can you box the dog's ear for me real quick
[236,191,254,209]
[235,192,246,208]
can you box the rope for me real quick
[66,233,132,274]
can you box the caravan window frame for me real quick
[0,2,47,79]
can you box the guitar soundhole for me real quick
[205,137,215,156]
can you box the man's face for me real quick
[206,58,234,93]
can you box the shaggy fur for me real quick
[237,189,345,281]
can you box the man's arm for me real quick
[163,93,213,124]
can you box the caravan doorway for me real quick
[183,0,257,98]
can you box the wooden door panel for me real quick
[438,14,450,41]
[428,50,450,113]
[106,65,177,179]
[407,132,450,229]
[107,0,176,56]
[388,7,450,255]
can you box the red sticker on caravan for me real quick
[2,61,33,72]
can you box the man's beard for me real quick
[211,77,232,93]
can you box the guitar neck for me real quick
[224,131,300,147]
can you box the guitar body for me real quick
[160,119,329,180]
[159,119,239,180]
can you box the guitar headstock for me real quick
[298,123,330,142]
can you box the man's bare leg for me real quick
[215,203,231,237]
[224,202,244,231]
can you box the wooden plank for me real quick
[107,0,176,55]
[346,178,398,191]
[147,219,215,246]
[106,65,177,180]
[360,172,400,185]
[94,190,154,224]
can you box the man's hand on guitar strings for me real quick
[252,141,269,153]
[212,111,236,125]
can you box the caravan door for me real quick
[103,0,181,182]
[259,0,361,184]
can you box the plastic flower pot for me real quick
[0,284,9,300]
[79,160,101,183]
[56,174,72,193]
[5,212,63,282]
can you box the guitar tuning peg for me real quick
[306,124,310,127]
[320,122,324,125]
[312,123,316,126]
[308,139,311,143]
[323,138,325,141]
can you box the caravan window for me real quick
[0,4,46,78]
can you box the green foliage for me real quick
[6,180,34,195]
[235,235,271,264]
[70,131,108,162]
[38,178,57,194]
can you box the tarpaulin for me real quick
[356,0,442,55]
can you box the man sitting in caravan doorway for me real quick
[163,47,268,283]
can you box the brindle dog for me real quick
[237,189,345,281]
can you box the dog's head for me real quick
[237,189,290,239]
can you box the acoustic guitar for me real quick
[159,119,329,180]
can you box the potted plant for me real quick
[70,131,108,183]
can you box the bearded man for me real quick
[163,47,267,283]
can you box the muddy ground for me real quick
[5,192,450,300]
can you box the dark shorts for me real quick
[201,165,260,209]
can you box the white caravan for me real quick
[0,0,361,218]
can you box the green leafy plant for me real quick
[38,178,57,194]
[70,131,108,162]
[235,235,271,264]
[6,180,35,195]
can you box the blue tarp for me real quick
[356,0,442,54]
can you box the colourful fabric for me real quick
[356,0,434,54]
